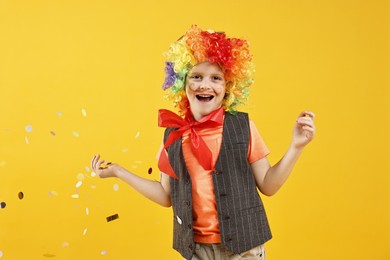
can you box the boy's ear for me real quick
[226,80,233,88]
[225,81,233,96]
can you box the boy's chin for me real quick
[193,108,219,119]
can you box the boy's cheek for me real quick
[215,85,226,94]
[187,83,197,91]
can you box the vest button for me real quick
[188,224,192,229]
[226,237,232,242]
[184,200,191,206]
[185,178,190,185]
[224,215,230,220]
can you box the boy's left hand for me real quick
[292,111,316,149]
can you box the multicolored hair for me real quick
[162,25,255,116]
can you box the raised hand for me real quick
[291,111,316,149]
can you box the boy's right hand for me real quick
[91,154,118,178]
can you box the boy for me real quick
[91,25,316,260]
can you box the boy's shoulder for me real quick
[226,111,249,119]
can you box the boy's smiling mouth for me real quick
[196,94,214,102]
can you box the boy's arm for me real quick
[91,154,171,207]
[251,111,316,196]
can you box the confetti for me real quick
[71,194,79,199]
[18,192,24,200]
[106,213,119,222]
[81,108,87,117]
[62,242,70,248]
[56,111,62,117]
[0,250,3,257]
[90,184,96,189]
[83,228,87,235]
[148,167,152,174]
[43,253,56,257]
[86,207,89,215]
[72,131,80,137]
[48,191,59,197]
[25,136,29,144]
[50,131,56,136]
[0,202,6,209]
[85,166,91,173]
[99,162,111,169]
[176,216,182,225]
[135,131,140,138]
[121,148,129,153]
[101,250,108,255]
[77,173,85,181]
[0,160,5,167]
[25,125,33,133]
[75,181,83,188]
[113,184,119,191]
[91,171,96,177]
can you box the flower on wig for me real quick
[162,25,255,116]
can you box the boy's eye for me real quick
[213,76,222,80]
[190,75,201,79]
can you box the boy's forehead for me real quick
[190,62,225,74]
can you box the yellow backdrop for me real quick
[0,0,389,259]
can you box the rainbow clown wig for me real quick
[162,25,255,116]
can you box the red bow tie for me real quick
[157,107,225,179]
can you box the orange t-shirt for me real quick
[160,119,270,243]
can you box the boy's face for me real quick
[185,61,226,121]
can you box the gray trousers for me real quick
[189,243,265,260]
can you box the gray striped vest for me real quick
[164,112,272,259]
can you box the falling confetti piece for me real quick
[43,253,56,257]
[0,250,3,257]
[72,131,80,137]
[176,216,182,225]
[106,213,119,222]
[121,148,129,153]
[83,228,87,235]
[18,192,24,200]
[25,125,33,133]
[86,207,89,215]
[75,181,83,188]
[61,242,70,248]
[0,160,5,167]
[101,250,108,255]
[50,131,56,136]
[48,191,59,196]
[77,173,85,181]
[113,184,119,191]
[85,166,91,172]
[25,136,29,144]
[56,111,62,117]
[91,172,96,177]
[81,108,87,117]
[148,167,152,174]
[135,131,140,138]
[0,202,6,209]
[71,194,79,199]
